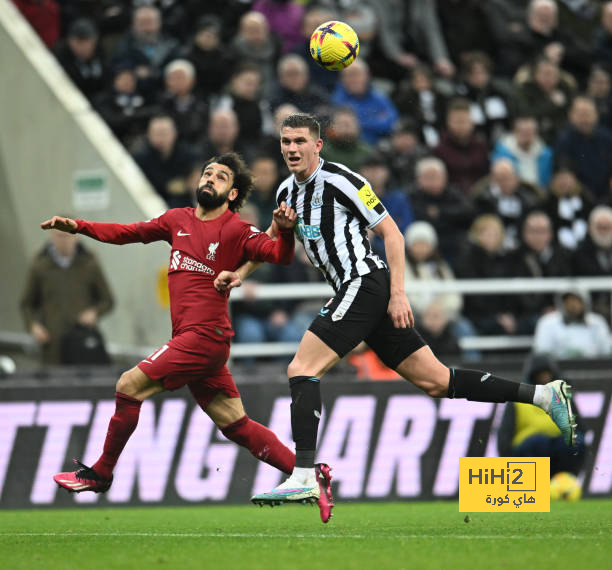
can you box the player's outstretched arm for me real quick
[41,216,78,233]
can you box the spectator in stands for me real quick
[593,1,612,67]
[112,5,179,90]
[229,11,281,98]
[258,102,299,176]
[13,0,60,48]
[510,210,572,334]
[249,155,280,228]
[331,59,399,145]
[491,115,554,189]
[366,0,454,80]
[586,65,612,130]
[454,51,513,145]
[555,95,612,199]
[94,62,159,151]
[132,115,199,209]
[472,159,541,249]
[20,226,114,365]
[417,301,462,362]
[403,221,462,320]
[391,64,447,148]
[54,18,107,102]
[455,214,517,335]
[498,353,586,477]
[504,0,591,83]
[544,166,593,250]
[270,54,330,115]
[289,5,339,94]
[215,64,266,146]
[572,205,612,320]
[377,119,429,189]
[181,15,233,100]
[252,0,305,53]
[437,0,518,74]
[160,59,208,148]
[320,107,373,173]
[410,157,475,264]
[434,98,489,195]
[359,152,415,242]
[533,289,611,358]
[516,56,576,145]
[200,108,249,165]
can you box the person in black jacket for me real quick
[54,18,108,102]
[498,353,586,477]
[509,210,572,333]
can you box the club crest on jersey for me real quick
[206,242,219,261]
[311,192,323,209]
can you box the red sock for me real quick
[222,415,295,475]
[92,392,142,479]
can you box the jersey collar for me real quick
[296,158,324,187]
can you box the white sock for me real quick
[533,384,551,412]
[292,466,315,485]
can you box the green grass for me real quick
[1,500,611,570]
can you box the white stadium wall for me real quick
[0,1,172,350]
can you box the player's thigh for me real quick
[116,366,164,400]
[204,393,246,429]
[288,330,341,378]
[299,271,390,378]
[395,345,450,397]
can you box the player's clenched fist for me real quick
[272,202,297,230]
[41,216,78,233]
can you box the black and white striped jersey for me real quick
[276,159,388,291]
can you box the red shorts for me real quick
[137,330,240,408]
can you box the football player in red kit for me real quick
[44,153,300,495]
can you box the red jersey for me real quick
[76,207,294,339]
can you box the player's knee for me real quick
[426,381,449,398]
[116,370,139,396]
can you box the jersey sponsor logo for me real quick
[480,373,491,383]
[357,184,381,210]
[296,217,321,240]
[171,250,181,270]
[206,242,219,261]
[177,230,190,236]
[311,193,323,209]
[169,250,214,275]
[248,225,262,239]
[318,307,330,317]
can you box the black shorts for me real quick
[308,269,426,369]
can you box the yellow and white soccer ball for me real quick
[550,471,582,502]
[309,21,359,71]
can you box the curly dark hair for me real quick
[201,152,254,212]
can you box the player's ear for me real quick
[228,187,239,202]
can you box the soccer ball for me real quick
[550,472,582,502]
[309,21,359,71]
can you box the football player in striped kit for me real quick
[215,114,578,523]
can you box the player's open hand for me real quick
[41,215,78,233]
[388,292,414,329]
[273,202,297,231]
[214,270,242,292]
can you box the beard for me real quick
[196,185,228,210]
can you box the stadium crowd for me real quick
[14,0,612,357]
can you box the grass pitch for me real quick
[2,500,611,570]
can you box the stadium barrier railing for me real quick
[1,276,611,360]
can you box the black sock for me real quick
[289,375,321,468]
[448,368,535,404]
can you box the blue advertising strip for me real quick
[0,379,610,508]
